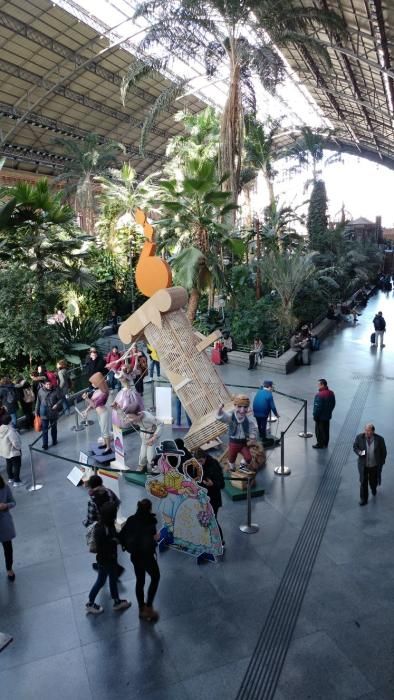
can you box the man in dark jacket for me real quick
[312,378,336,449]
[194,448,225,545]
[0,378,18,428]
[353,424,387,506]
[372,311,386,349]
[35,379,63,449]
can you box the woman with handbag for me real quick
[0,472,16,580]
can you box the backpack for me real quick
[23,387,35,403]
[86,522,98,553]
[119,515,154,556]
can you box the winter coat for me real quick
[353,433,387,479]
[95,522,119,568]
[373,314,386,331]
[57,368,71,394]
[35,386,63,419]
[313,387,336,421]
[0,424,22,459]
[202,454,225,511]
[86,355,106,378]
[119,512,157,558]
[253,388,278,418]
[0,384,18,413]
[0,484,16,542]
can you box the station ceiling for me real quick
[0,0,393,178]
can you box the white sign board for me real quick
[155,386,172,424]
[67,466,84,486]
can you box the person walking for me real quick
[0,415,22,486]
[0,473,16,581]
[194,449,225,546]
[85,502,131,615]
[56,360,71,415]
[83,474,124,577]
[372,311,386,348]
[353,424,387,506]
[119,498,160,622]
[253,380,280,442]
[35,378,63,450]
[14,377,35,429]
[312,378,336,449]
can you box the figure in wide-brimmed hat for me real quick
[217,394,257,472]
[126,408,163,473]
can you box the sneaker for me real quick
[238,464,253,474]
[113,599,131,611]
[7,479,13,485]
[85,602,104,615]
[139,605,159,621]
[13,480,23,487]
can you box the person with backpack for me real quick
[56,360,71,415]
[119,499,160,622]
[83,474,124,577]
[35,378,63,450]
[372,311,386,349]
[85,501,131,615]
[0,415,22,486]
[0,378,18,428]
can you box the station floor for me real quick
[1,291,394,700]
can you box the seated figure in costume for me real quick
[111,371,144,428]
[126,408,163,473]
[217,394,257,472]
[82,373,112,455]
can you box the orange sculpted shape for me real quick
[134,208,172,297]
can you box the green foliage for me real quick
[307,180,328,249]
[54,316,103,364]
[0,267,61,369]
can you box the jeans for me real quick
[375,330,385,348]
[175,397,191,426]
[149,361,160,378]
[2,541,13,570]
[89,563,119,603]
[41,417,57,448]
[131,554,160,609]
[256,415,268,440]
[6,455,21,482]
[107,371,121,391]
[9,412,17,428]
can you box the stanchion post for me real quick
[71,397,85,432]
[239,477,259,533]
[274,431,291,476]
[299,399,313,438]
[28,444,43,492]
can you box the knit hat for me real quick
[233,394,250,407]
[263,380,273,388]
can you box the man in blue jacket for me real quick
[253,380,279,441]
[312,378,336,449]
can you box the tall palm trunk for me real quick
[255,218,262,300]
[219,48,243,205]
[187,288,200,323]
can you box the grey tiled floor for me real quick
[1,290,394,699]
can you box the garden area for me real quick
[0,1,384,377]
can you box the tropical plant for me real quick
[284,126,341,190]
[0,267,61,368]
[164,108,220,176]
[307,180,328,249]
[260,249,329,333]
[0,179,90,293]
[54,133,125,233]
[54,316,103,365]
[124,0,344,202]
[155,158,240,321]
[243,115,282,204]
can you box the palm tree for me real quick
[125,0,344,202]
[54,133,125,233]
[284,126,341,190]
[243,115,282,205]
[0,179,88,281]
[155,158,239,321]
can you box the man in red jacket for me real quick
[312,378,336,449]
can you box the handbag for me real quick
[23,387,35,403]
[34,415,42,432]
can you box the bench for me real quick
[229,349,298,375]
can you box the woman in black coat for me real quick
[119,499,160,622]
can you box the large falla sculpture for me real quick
[118,209,232,450]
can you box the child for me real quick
[0,415,22,485]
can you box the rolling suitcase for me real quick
[370,332,376,345]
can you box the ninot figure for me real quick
[217,394,257,472]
